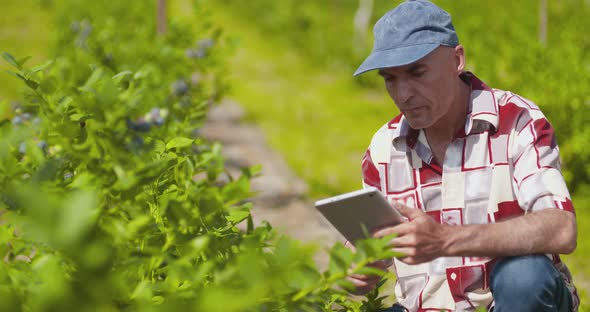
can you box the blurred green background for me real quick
[1,0,589,309]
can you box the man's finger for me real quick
[372,226,396,238]
[389,235,415,248]
[350,273,381,284]
[344,240,357,251]
[347,276,379,295]
[373,222,415,238]
[394,202,423,220]
[367,259,393,270]
[392,247,428,265]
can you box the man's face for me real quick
[378,46,462,130]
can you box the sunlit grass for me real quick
[0,0,54,103]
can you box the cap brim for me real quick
[353,43,439,76]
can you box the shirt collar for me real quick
[391,72,498,151]
[463,72,499,135]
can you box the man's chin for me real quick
[405,119,430,130]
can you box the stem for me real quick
[157,0,167,35]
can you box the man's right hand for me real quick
[344,240,392,295]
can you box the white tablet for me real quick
[315,187,404,243]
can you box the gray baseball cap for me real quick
[353,0,459,76]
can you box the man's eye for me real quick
[412,71,425,77]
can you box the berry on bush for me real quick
[170,79,189,96]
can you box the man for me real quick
[348,1,579,311]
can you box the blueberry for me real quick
[126,118,151,132]
[21,113,32,121]
[186,48,206,59]
[185,48,200,59]
[12,116,23,125]
[171,80,189,96]
[154,116,165,126]
[198,38,214,49]
[18,142,26,154]
[64,172,73,180]
[150,107,160,119]
[37,141,48,150]
[131,136,144,148]
[76,20,92,49]
[194,48,207,59]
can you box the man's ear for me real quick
[454,45,466,74]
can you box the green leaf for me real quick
[246,214,254,234]
[221,176,253,204]
[57,191,98,246]
[14,72,39,90]
[30,60,54,73]
[113,165,138,190]
[354,266,386,277]
[40,77,57,94]
[166,137,194,150]
[3,70,20,80]
[327,243,354,276]
[191,236,210,254]
[83,67,104,89]
[69,113,87,122]
[112,70,133,85]
[17,56,32,67]
[1,52,19,69]
[153,139,166,153]
[125,215,151,238]
[242,164,262,178]
[227,206,251,224]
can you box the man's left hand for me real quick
[373,202,449,265]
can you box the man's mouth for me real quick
[403,106,423,113]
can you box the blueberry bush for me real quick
[0,1,397,311]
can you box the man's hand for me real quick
[373,202,449,265]
[344,240,392,295]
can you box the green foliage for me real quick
[0,1,400,311]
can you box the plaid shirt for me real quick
[361,73,578,311]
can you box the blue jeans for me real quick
[490,255,572,312]
[381,255,572,312]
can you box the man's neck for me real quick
[425,77,471,145]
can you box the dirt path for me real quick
[201,100,344,269]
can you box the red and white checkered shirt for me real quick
[361,73,578,311]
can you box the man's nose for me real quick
[394,80,412,104]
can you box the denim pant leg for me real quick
[380,303,407,312]
[490,255,572,312]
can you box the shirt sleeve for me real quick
[511,112,574,214]
[361,149,382,191]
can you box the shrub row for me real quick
[0,1,396,311]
